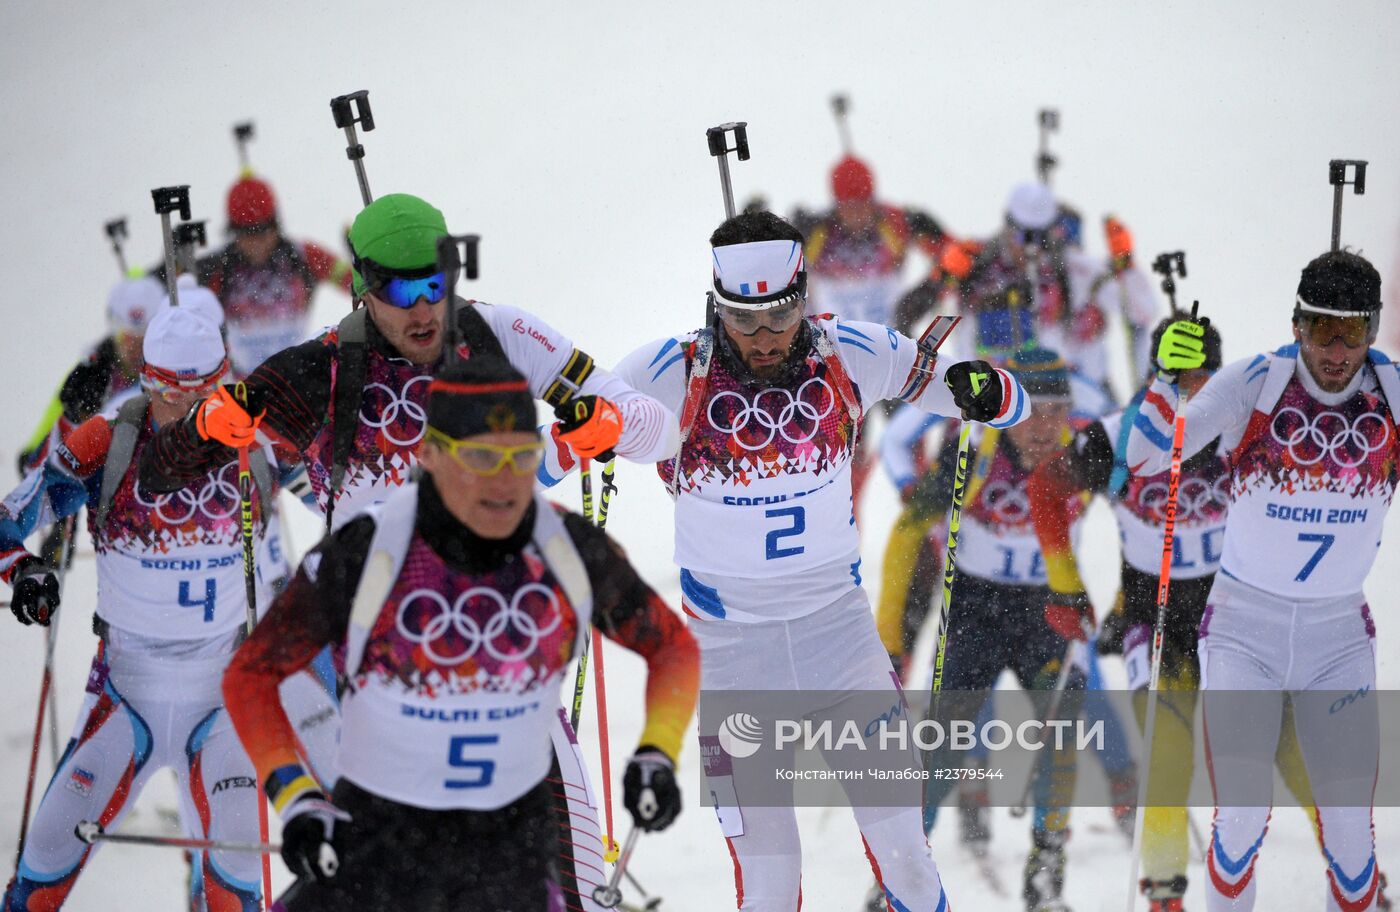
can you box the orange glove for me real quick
[194,386,264,448]
[1104,215,1134,271]
[554,395,622,460]
[939,241,974,282]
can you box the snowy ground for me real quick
[2,1,1399,909]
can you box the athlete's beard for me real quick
[718,320,811,387]
[1300,344,1365,394]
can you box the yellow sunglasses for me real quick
[425,427,545,476]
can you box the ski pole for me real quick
[1036,108,1060,187]
[42,519,76,772]
[1328,159,1367,252]
[592,827,641,908]
[233,121,255,176]
[14,514,77,872]
[151,186,191,305]
[76,820,280,855]
[330,90,376,206]
[1151,252,1187,314]
[1124,302,1199,912]
[435,234,482,368]
[596,459,618,530]
[174,220,207,277]
[104,219,129,276]
[830,94,853,154]
[920,314,970,701]
[592,623,619,863]
[1008,618,1092,818]
[232,382,274,911]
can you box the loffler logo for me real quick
[718,713,764,759]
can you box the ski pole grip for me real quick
[1039,108,1060,131]
[331,90,375,133]
[151,186,191,221]
[105,219,127,242]
[831,94,848,118]
[233,122,254,143]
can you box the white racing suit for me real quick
[1128,345,1400,911]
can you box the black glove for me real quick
[280,793,350,883]
[944,360,1005,424]
[623,748,681,832]
[12,558,60,626]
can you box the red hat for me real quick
[227,177,277,230]
[831,155,875,203]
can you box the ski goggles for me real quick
[424,426,545,476]
[141,360,230,401]
[1296,311,1372,349]
[715,296,805,336]
[358,259,449,309]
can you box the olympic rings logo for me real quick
[395,583,563,666]
[977,480,1031,523]
[132,463,239,524]
[1135,474,1229,523]
[361,374,433,447]
[707,378,836,451]
[1269,407,1391,469]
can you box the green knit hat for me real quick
[347,193,448,295]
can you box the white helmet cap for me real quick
[159,274,226,329]
[711,239,806,310]
[143,305,227,379]
[106,276,164,335]
[1005,181,1057,232]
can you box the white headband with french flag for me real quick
[712,239,804,309]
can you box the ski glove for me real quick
[194,386,265,449]
[1044,591,1094,642]
[944,361,1005,424]
[554,395,622,460]
[11,558,59,626]
[280,793,351,884]
[1105,216,1134,269]
[1156,318,1209,376]
[623,748,681,832]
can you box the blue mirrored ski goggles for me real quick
[369,271,449,309]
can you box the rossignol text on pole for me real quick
[104,218,129,276]
[1328,159,1367,252]
[151,186,191,306]
[331,90,376,206]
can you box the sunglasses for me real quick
[425,427,544,476]
[1299,313,1371,349]
[716,298,805,337]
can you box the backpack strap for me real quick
[810,320,862,425]
[342,482,418,681]
[1366,348,1400,420]
[327,309,370,530]
[95,394,150,530]
[531,499,593,655]
[669,329,716,498]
